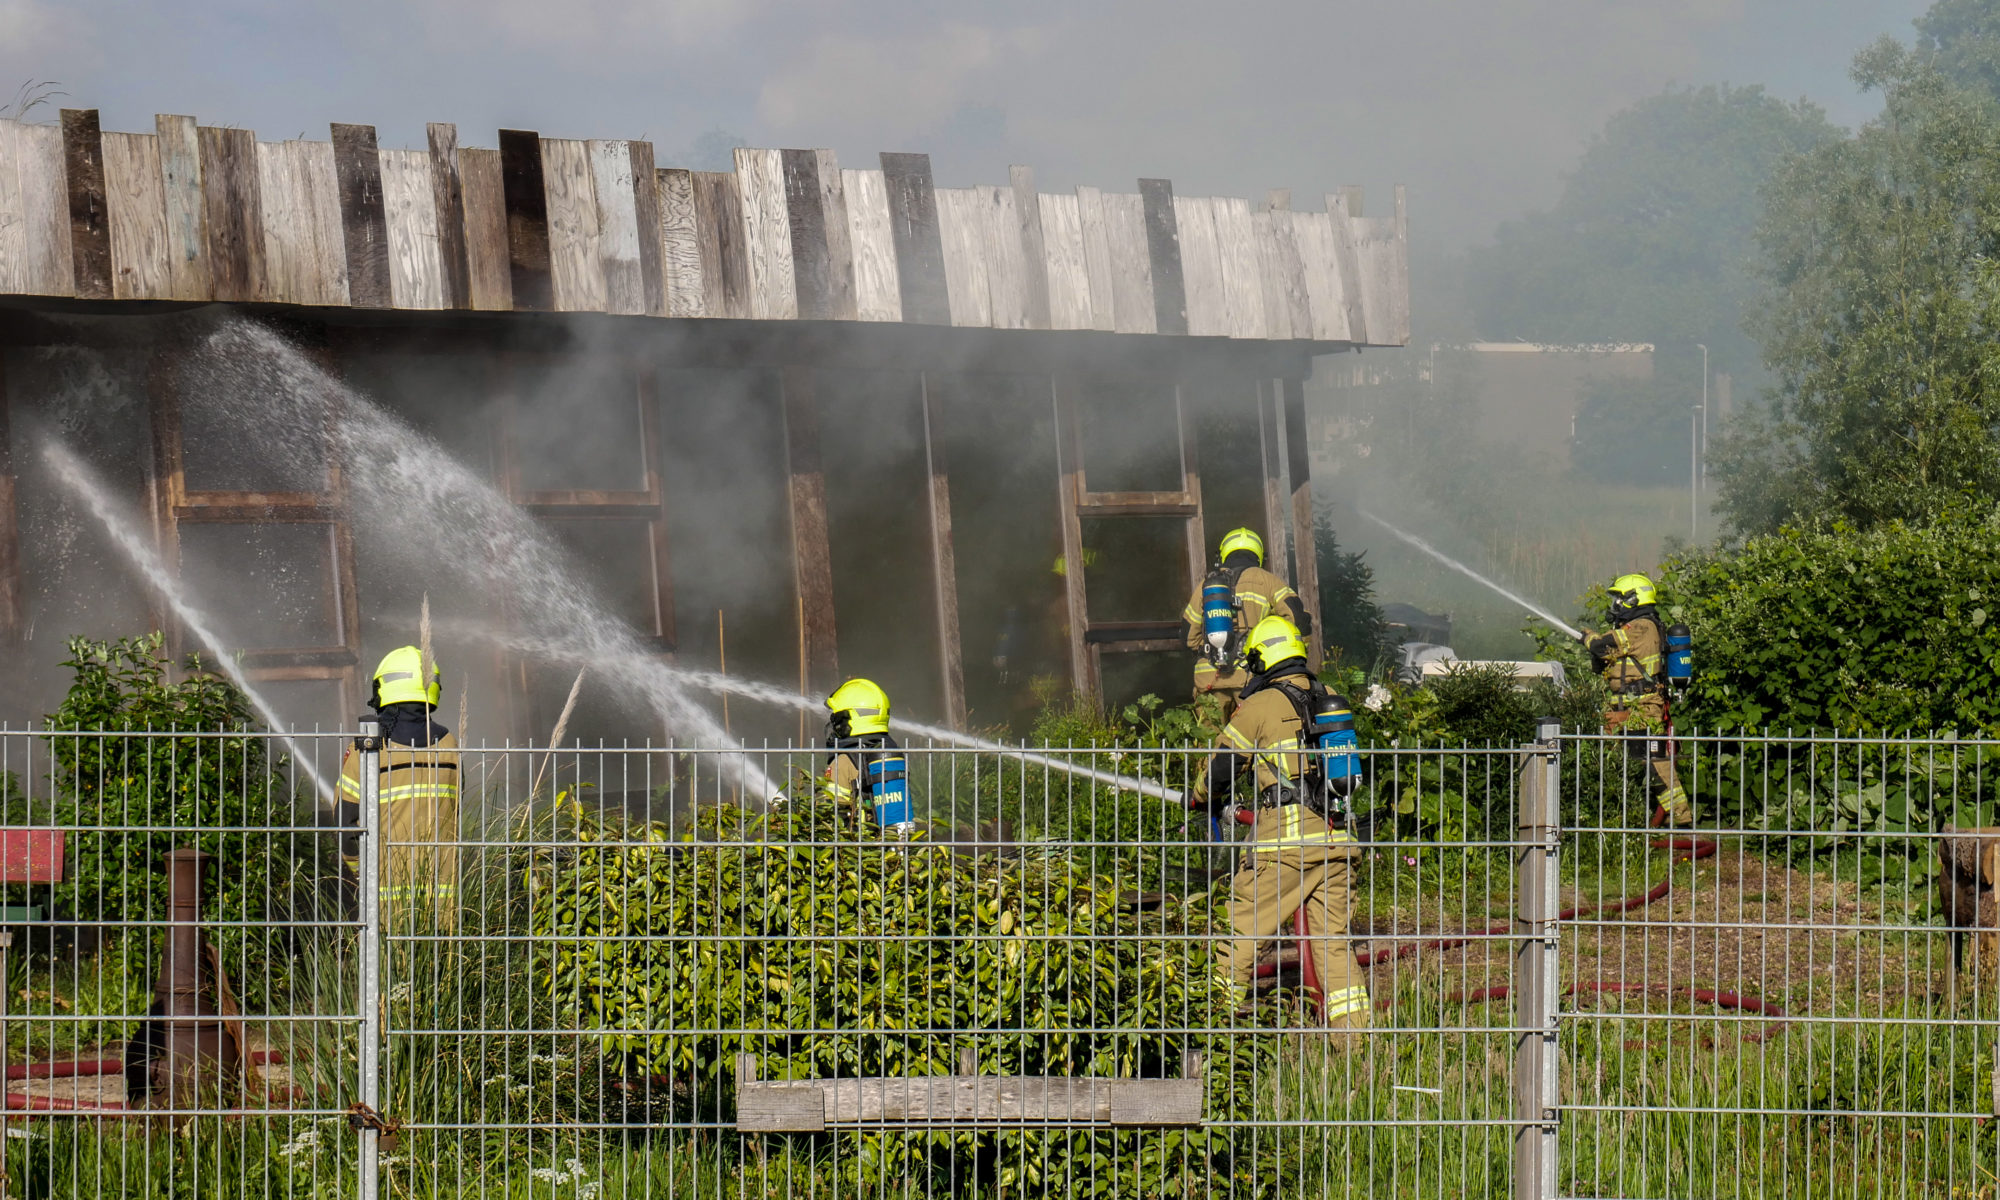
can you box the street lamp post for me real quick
[1691,406,1700,543]
[1696,343,1709,494]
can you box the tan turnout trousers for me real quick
[1216,804,1370,1030]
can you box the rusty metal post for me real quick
[1514,718,1561,1200]
[356,717,383,1198]
[152,848,237,1109]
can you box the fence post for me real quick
[1514,717,1561,1200]
[357,717,382,1200]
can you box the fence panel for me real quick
[1556,730,2000,1200]
[0,728,365,1198]
[13,723,1991,1199]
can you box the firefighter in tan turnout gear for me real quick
[1193,615,1370,1032]
[821,678,914,835]
[338,646,461,927]
[1580,573,1693,826]
[1181,528,1312,713]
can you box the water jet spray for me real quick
[1356,509,1582,639]
[40,440,337,804]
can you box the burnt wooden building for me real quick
[0,109,1408,739]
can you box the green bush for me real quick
[41,634,311,944]
[1661,514,2000,733]
[531,797,1273,1197]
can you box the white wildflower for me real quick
[1363,684,1392,712]
[379,1155,405,1167]
[275,1129,319,1159]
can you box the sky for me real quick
[0,0,1934,252]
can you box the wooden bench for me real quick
[735,1051,1206,1132]
[0,830,64,922]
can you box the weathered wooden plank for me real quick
[734,147,796,321]
[0,352,19,641]
[426,123,470,309]
[540,137,605,313]
[841,168,900,322]
[1258,382,1292,585]
[0,121,72,297]
[1250,211,1292,341]
[257,139,349,306]
[628,141,666,317]
[1099,192,1156,335]
[379,148,444,309]
[657,167,704,317]
[153,115,208,300]
[1212,196,1265,339]
[1009,165,1051,330]
[1266,197,1313,340]
[457,147,512,310]
[1172,195,1226,337]
[586,139,642,314]
[814,149,857,321]
[498,128,552,311]
[199,125,264,302]
[692,170,749,319]
[981,185,1030,330]
[737,1083,825,1132]
[736,1075,1201,1130]
[934,188,991,328]
[880,152,949,324]
[1051,379,1096,699]
[1290,210,1349,342]
[1351,186,1408,345]
[102,131,171,300]
[1324,191,1369,344]
[782,148,833,320]
[1074,186,1115,332]
[781,367,838,693]
[254,139,307,304]
[1282,378,1322,666]
[330,123,389,308]
[1108,1080,1204,1127]
[60,109,112,300]
[920,376,966,729]
[1038,192,1091,331]
[1138,178,1187,336]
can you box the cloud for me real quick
[758,22,1049,135]
[0,0,90,78]
[432,0,764,57]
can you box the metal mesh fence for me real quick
[0,725,1985,1197]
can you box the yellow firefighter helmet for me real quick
[826,678,892,737]
[371,645,441,708]
[1242,615,1308,675]
[1218,527,1266,566]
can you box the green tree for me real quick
[1917,0,2000,99]
[1464,84,1837,375]
[1714,43,2000,534]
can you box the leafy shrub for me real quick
[41,634,309,945]
[531,797,1273,1197]
[1661,514,2000,733]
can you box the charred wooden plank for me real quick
[1139,177,1187,336]
[59,109,113,300]
[498,128,552,311]
[880,151,949,325]
[782,148,832,320]
[330,123,390,308]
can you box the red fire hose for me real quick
[1256,830,1781,1039]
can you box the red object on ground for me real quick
[0,830,64,883]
